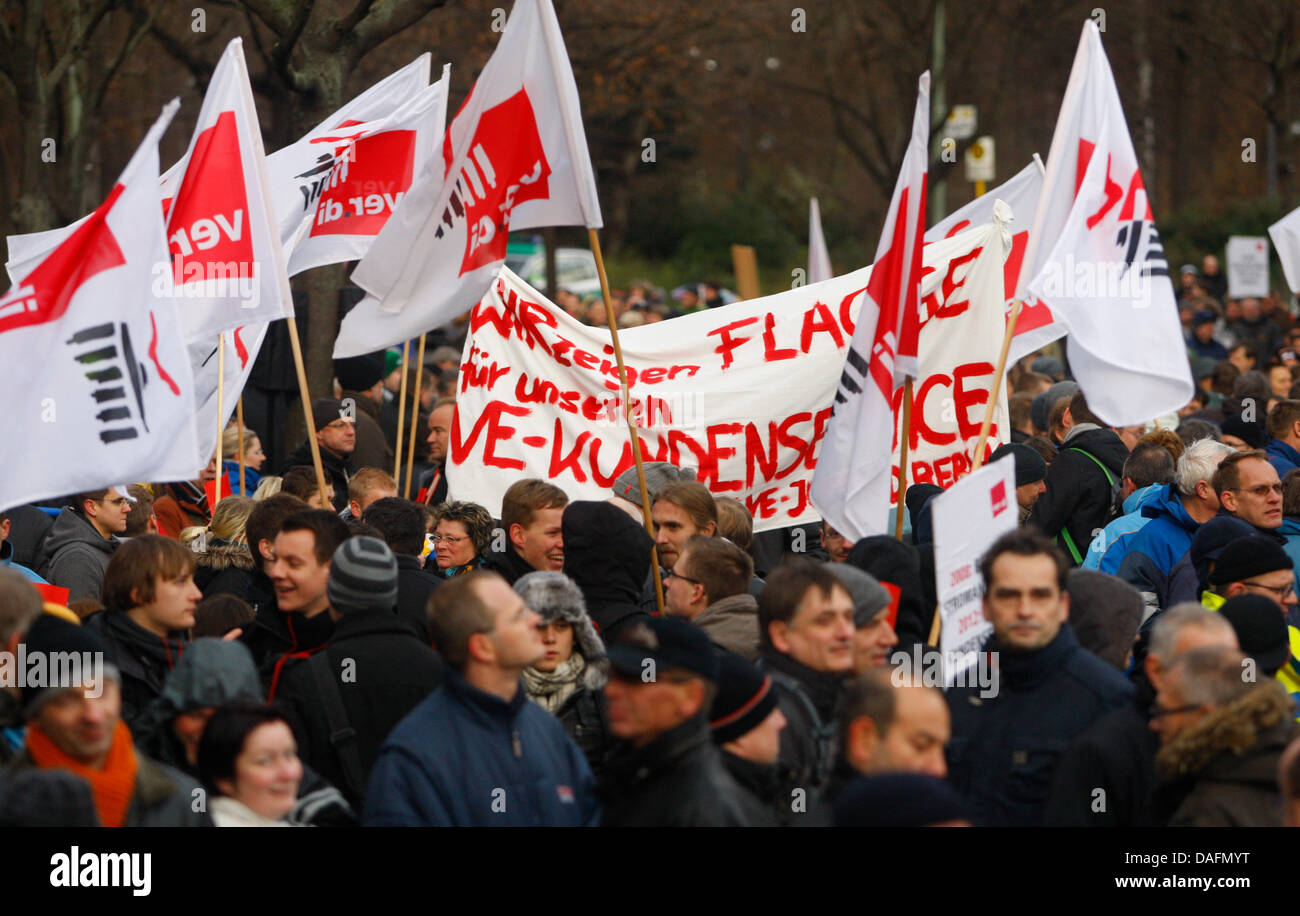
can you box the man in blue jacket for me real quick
[1116,438,1235,618]
[1266,400,1300,479]
[946,529,1133,827]
[363,570,598,826]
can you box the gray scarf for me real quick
[522,653,586,715]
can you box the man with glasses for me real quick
[282,397,357,513]
[1213,449,1286,539]
[946,529,1133,826]
[663,534,759,661]
[38,486,134,602]
[1045,604,1238,825]
[1200,536,1296,613]
[1199,537,1300,717]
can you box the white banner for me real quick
[450,215,1008,532]
[1226,236,1270,299]
[931,455,1018,684]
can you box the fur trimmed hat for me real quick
[515,571,606,688]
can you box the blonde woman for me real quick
[221,427,267,497]
[191,496,259,606]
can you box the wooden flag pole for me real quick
[970,298,1023,472]
[213,335,224,508]
[285,317,330,507]
[393,343,410,482]
[893,379,914,540]
[931,300,1024,648]
[236,396,247,497]
[589,228,665,616]
[404,334,428,499]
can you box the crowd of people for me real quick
[4,256,1300,828]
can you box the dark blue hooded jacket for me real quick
[363,668,598,826]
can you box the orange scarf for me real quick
[26,719,138,827]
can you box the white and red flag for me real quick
[153,38,293,340]
[809,197,833,284]
[0,101,201,510]
[7,40,293,341]
[279,64,449,276]
[334,0,602,358]
[1018,21,1192,424]
[811,71,929,541]
[1270,205,1300,296]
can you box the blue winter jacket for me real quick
[1084,484,1164,572]
[1116,484,1202,615]
[363,668,599,827]
[1280,516,1300,595]
[1267,439,1300,479]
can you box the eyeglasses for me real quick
[430,533,469,544]
[665,566,701,586]
[1242,579,1296,599]
[99,497,131,508]
[1229,483,1284,497]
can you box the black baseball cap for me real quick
[607,616,719,682]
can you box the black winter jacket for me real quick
[393,553,439,642]
[83,611,189,736]
[761,649,846,793]
[1043,674,1160,826]
[946,625,1134,827]
[239,603,335,699]
[597,716,763,826]
[282,440,353,513]
[1026,426,1128,564]
[274,610,443,809]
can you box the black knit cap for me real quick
[1207,535,1293,587]
[1218,594,1289,675]
[1220,412,1267,449]
[312,397,352,432]
[988,442,1047,487]
[334,355,385,392]
[709,648,778,745]
[607,615,719,682]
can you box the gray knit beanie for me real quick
[328,536,399,615]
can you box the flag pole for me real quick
[893,379,914,540]
[404,334,428,499]
[970,298,1023,471]
[214,335,224,508]
[393,343,410,482]
[589,228,665,616]
[285,317,330,507]
[236,396,247,497]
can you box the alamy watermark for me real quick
[0,648,105,698]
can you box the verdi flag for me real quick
[7,55,436,285]
[811,72,929,541]
[1018,21,1192,425]
[335,0,602,358]
[6,40,294,342]
[279,64,449,276]
[0,101,201,510]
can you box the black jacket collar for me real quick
[986,623,1079,691]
